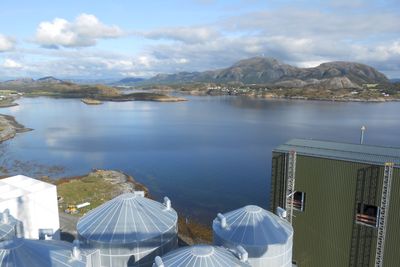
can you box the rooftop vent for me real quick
[217,213,227,229]
[164,197,171,210]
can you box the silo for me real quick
[152,244,251,267]
[77,192,178,267]
[0,238,96,267]
[0,209,19,241]
[213,205,293,267]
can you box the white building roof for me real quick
[0,175,55,201]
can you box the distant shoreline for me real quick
[144,86,400,103]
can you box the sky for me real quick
[0,0,399,79]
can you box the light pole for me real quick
[360,126,366,144]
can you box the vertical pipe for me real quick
[236,245,248,262]
[2,209,9,224]
[154,256,164,267]
[217,213,227,229]
[360,126,366,144]
[163,197,171,210]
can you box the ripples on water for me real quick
[1,96,399,222]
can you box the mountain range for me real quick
[3,76,65,85]
[117,57,389,90]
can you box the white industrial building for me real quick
[0,174,297,267]
[213,205,293,267]
[0,175,60,240]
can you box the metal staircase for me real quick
[285,150,297,224]
[375,162,394,267]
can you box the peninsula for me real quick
[0,114,31,142]
[54,170,211,244]
[0,77,186,102]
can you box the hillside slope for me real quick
[121,57,389,90]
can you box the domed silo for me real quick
[152,244,251,267]
[0,209,19,241]
[213,205,293,267]
[0,238,94,267]
[77,192,178,267]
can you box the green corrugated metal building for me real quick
[270,139,400,267]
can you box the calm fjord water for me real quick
[1,96,399,223]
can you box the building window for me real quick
[356,203,379,227]
[292,191,306,211]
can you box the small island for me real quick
[100,92,187,102]
[0,114,32,142]
[81,98,103,105]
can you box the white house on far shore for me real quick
[0,175,60,240]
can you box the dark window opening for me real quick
[356,203,379,227]
[292,191,306,211]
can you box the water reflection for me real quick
[0,96,400,223]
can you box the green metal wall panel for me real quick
[293,155,365,267]
[270,152,400,267]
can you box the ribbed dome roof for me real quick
[155,245,251,267]
[0,223,14,241]
[0,238,86,267]
[0,210,18,241]
[0,223,13,241]
[213,205,293,246]
[77,193,177,244]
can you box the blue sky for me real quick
[0,0,399,79]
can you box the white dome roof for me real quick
[0,238,86,267]
[213,205,293,246]
[154,245,251,267]
[77,193,177,244]
[0,210,18,241]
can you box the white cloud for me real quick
[223,8,400,39]
[0,34,15,52]
[142,26,220,44]
[34,13,123,48]
[2,2,400,78]
[2,59,22,69]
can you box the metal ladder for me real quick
[285,150,297,224]
[375,162,394,267]
[349,166,379,267]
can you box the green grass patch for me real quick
[57,174,121,215]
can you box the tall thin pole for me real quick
[360,126,366,144]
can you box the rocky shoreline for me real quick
[0,114,32,142]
